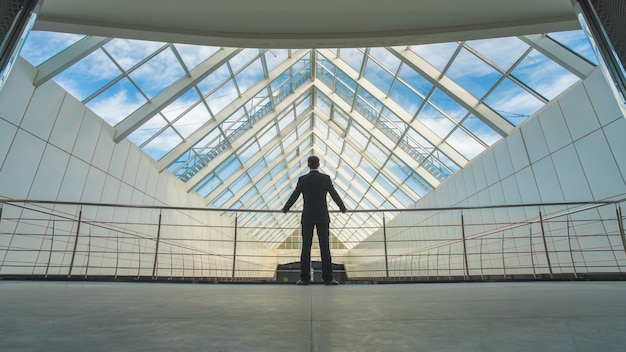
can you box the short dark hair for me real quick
[307,155,320,169]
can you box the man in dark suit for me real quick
[282,155,347,285]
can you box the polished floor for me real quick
[1,280,625,351]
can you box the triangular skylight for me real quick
[20,30,598,248]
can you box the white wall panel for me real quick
[492,141,514,180]
[91,125,115,173]
[487,181,505,205]
[538,103,571,154]
[575,130,626,199]
[560,84,600,141]
[73,110,102,164]
[481,149,499,187]
[121,144,140,186]
[500,175,523,204]
[0,130,46,199]
[108,140,130,180]
[506,129,529,173]
[28,144,69,200]
[462,163,477,198]
[532,156,564,203]
[522,118,549,164]
[20,83,64,142]
[49,95,84,154]
[57,156,88,200]
[82,167,107,202]
[515,167,540,203]
[101,175,121,204]
[0,119,17,167]
[117,182,133,204]
[551,145,593,201]
[134,154,151,192]
[472,157,488,192]
[583,70,624,126]
[0,59,35,126]
[145,167,159,201]
[603,118,626,185]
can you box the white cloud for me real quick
[88,90,145,126]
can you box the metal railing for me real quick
[0,198,625,283]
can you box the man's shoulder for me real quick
[305,171,330,178]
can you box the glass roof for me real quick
[19,29,597,249]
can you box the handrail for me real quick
[0,198,624,283]
[1,198,624,213]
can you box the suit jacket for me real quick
[282,170,346,224]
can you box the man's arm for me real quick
[327,177,347,213]
[282,179,302,213]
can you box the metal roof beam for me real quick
[34,36,111,87]
[113,47,242,142]
[519,34,596,79]
[185,80,314,191]
[317,48,469,170]
[157,49,311,170]
[386,46,515,137]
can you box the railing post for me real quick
[45,218,55,278]
[461,213,470,279]
[68,209,82,278]
[529,224,537,279]
[382,213,389,278]
[566,215,578,278]
[616,205,626,257]
[114,232,119,279]
[501,231,507,279]
[84,227,92,279]
[137,238,141,279]
[232,213,238,280]
[152,211,162,279]
[539,210,554,278]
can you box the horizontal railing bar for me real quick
[1,198,624,213]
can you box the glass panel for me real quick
[462,115,501,146]
[206,79,238,115]
[466,37,529,71]
[389,80,423,116]
[198,64,231,95]
[548,30,598,65]
[446,47,503,99]
[173,44,220,70]
[142,127,182,160]
[417,102,455,138]
[512,49,580,100]
[364,58,394,95]
[104,39,164,70]
[129,47,185,99]
[446,128,485,159]
[398,64,433,97]
[338,48,364,73]
[128,114,167,146]
[54,49,121,101]
[484,77,544,126]
[264,49,290,72]
[21,31,85,66]
[234,57,264,94]
[172,102,211,139]
[410,42,459,72]
[230,49,260,72]
[86,77,147,125]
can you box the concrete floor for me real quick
[1,281,625,351]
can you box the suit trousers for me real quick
[300,222,333,282]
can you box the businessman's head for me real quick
[307,155,320,170]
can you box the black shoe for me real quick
[296,279,308,286]
[324,279,339,286]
